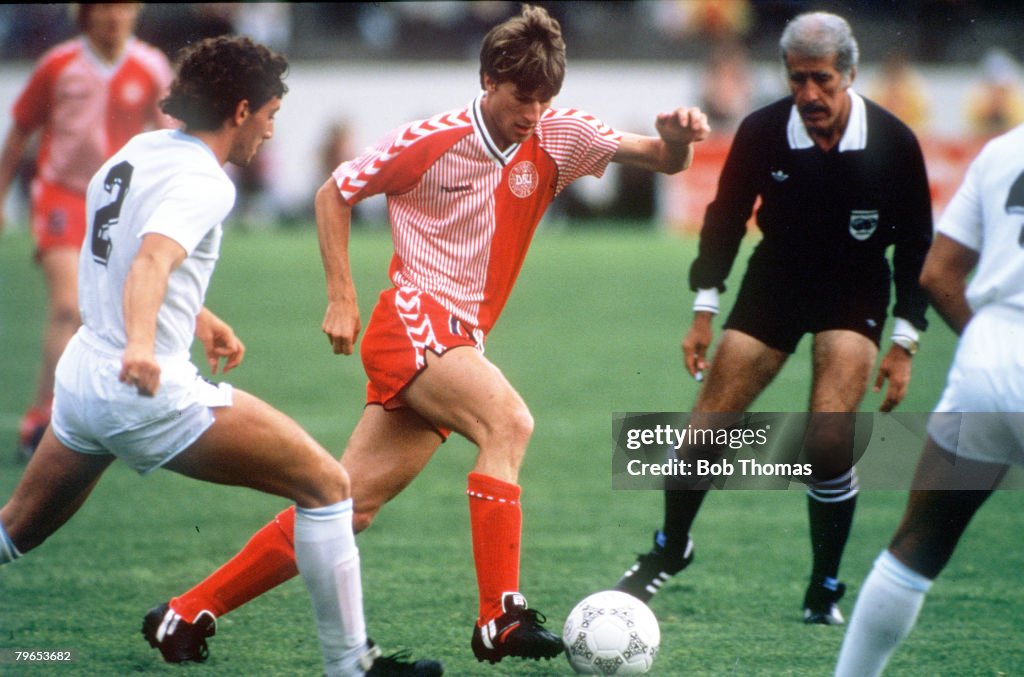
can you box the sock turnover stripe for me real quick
[466,489,520,505]
[295,498,354,521]
[876,550,933,593]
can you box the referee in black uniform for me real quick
[615,11,933,625]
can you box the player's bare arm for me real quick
[315,177,361,355]
[919,233,979,335]
[120,233,187,396]
[613,107,710,174]
[0,124,33,234]
[195,307,245,375]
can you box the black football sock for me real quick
[807,489,857,583]
[661,488,707,561]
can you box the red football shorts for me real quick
[361,287,484,412]
[30,178,87,258]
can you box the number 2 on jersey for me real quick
[91,161,134,265]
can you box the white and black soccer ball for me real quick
[562,590,660,675]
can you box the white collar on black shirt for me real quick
[471,93,521,166]
[787,89,867,152]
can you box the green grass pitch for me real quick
[1,226,1022,675]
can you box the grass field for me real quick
[1,226,1022,676]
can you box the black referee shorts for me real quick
[724,264,889,354]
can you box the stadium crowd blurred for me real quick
[2,1,1024,228]
[4,2,1020,65]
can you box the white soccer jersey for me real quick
[937,123,1024,315]
[929,123,1024,463]
[79,129,235,358]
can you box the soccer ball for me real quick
[562,590,660,675]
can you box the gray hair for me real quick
[779,12,859,78]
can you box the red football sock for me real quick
[467,472,522,624]
[170,506,299,622]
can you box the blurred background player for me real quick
[0,34,440,677]
[698,39,754,137]
[834,121,1024,677]
[869,50,930,136]
[965,47,1024,140]
[0,3,172,460]
[614,11,932,625]
[136,3,709,668]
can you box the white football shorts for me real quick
[927,305,1024,467]
[51,330,233,474]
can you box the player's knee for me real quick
[508,404,534,444]
[475,399,532,449]
[301,454,351,507]
[496,404,534,463]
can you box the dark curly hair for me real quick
[479,4,566,101]
[161,35,289,131]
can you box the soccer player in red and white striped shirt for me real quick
[0,3,173,460]
[149,4,709,667]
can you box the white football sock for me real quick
[834,550,933,677]
[294,499,368,677]
[0,520,22,565]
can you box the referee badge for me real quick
[848,209,879,241]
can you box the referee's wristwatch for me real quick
[892,335,918,356]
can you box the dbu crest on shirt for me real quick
[508,161,539,198]
[119,79,145,106]
[849,209,879,241]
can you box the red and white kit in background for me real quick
[332,94,622,406]
[12,36,172,251]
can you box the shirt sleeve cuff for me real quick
[693,288,720,314]
[891,317,920,354]
[890,317,919,343]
